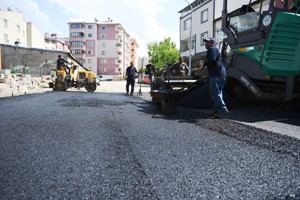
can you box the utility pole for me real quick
[184,0,193,75]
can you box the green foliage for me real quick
[147,37,179,75]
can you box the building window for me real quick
[101,59,107,64]
[101,51,106,55]
[88,25,92,29]
[78,58,85,63]
[101,42,106,47]
[3,34,9,43]
[70,32,84,37]
[184,18,191,31]
[87,41,94,46]
[88,33,92,38]
[71,41,84,46]
[101,25,106,31]
[101,33,107,39]
[101,67,107,73]
[87,50,94,55]
[71,49,84,54]
[192,40,196,50]
[3,19,8,28]
[70,23,84,29]
[201,9,208,23]
[201,32,208,45]
[88,59,92,63]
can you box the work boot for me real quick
[213,109,229,119]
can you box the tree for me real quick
[147,37,179,75]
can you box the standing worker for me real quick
[145,61,155,89]
[125,61,138,95]
[199,37,229,118]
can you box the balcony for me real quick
[115,33,122,39]
[70,45,86,51]
[71,49,85,55]
[70,23,85,30]
[115,24,122,30]
[181,50,190,57]
[181,49,196,58]
[116,42,122,47]
[70,32,85,38]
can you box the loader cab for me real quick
[228,7,260,35]
[223,0,300,47]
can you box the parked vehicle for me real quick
[98,75,113,81]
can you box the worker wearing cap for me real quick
[56,55,69,70]
[199,37,228,118]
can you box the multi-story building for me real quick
[0,8,69,51]
[179,0,212,62]
[68,19,138,79]
[0,9,28,47]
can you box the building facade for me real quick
[0,9,69,51]
[0,9,28,47]
[68,20,138,79]
[179,0,216,68]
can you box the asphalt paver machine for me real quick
[152,0,300,112]
[150,64,206,113]
[221,0,300,107]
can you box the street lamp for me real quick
[184,0,193,75]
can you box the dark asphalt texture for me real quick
[0,91,300,200]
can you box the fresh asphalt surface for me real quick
[0,81,300,199]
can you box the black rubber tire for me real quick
[85,82,97,92]
[55,81,67,91]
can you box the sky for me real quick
[2,0,190,56]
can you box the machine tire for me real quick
[55,81,67,91]
[85,82,97,92]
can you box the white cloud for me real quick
[50,0,180,55]
[2,0,58,35]
[2,0,185,56]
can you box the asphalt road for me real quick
[0,81,300,199]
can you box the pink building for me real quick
[68,19,139,79]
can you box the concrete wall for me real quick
[0,44,70,77]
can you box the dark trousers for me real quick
[126,78,135,93]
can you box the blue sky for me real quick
[2,0,190,56]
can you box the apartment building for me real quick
[0,9,28,47]
[0,8,69,51]
[180,0,212,60]
[68,19,138,79]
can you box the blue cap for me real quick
[203,37,215,43]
